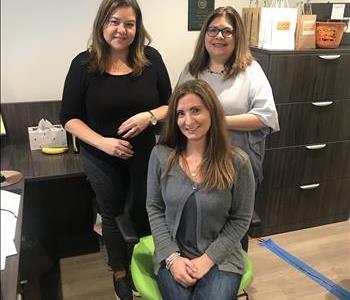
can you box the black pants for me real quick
[81,147,151,271]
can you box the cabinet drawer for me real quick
[255,178,350,235]
[267,53,350,103]
[267,100,350,148]
[263,141,350,189]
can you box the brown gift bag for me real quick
[295,14,316,49]
[242,7,253,44]
[250,7,261,47]
[242,6,261,47]
[295,2,316,49]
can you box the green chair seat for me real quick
[239,250,253,294]
[131,236,162,300]
[131,235,253,300]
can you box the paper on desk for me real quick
[1,190,20,215]
[1,212,17,270]
[0,190,21,270]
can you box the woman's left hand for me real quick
[187,254,214,280]
[117,112,151,139]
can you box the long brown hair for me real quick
[159,80,236,191]
[88,0,151,76]
[189,6,253,79]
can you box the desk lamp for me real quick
[0,114,23,187]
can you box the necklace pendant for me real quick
[191,172,197,177]
[207,67,224,76]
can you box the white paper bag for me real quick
[258,7,298,49]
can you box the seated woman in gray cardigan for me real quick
[146,79,255,300]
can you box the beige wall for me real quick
[0,0,248,103]
[1,0,347,102]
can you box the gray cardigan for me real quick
[146,145,255,275]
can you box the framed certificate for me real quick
[188,0,214,31]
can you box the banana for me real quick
[41,146,69,154]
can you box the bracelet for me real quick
[148,111,158,126]
[165,252,181,270]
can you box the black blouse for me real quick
[60,46,172,162]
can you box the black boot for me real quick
[113,273,133,300]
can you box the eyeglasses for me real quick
[206,27,234,38]
[107,18,136,29]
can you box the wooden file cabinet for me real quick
[250,47,350,237]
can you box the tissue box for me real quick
[28,124,68,150]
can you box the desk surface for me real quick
[1,144,84,300]
[1,144,84,182]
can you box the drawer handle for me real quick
[318,55,341,60]
[305,144,326,150]
[312,101,333,107]
[300,183,320,190]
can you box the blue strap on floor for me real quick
[259,239,350,300]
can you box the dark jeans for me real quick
[157,266,242,300]
[80,147,151,271]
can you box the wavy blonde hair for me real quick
[159,80,236,191]
[87,0,151,76]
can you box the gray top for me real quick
[146,145,255,275]
[178,61,280,185]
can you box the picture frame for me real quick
[188,0,214,31]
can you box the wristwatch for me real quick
[148,111,157,126]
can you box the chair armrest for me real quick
[250,210,261,228]
[115,213,139,244]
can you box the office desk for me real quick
[1,144,84,183]
[1,143,89,300]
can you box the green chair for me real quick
[130,236,162,300]
[131,235,253,300]
[115,213,260,300]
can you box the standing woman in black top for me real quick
[60,0,171,299]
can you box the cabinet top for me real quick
[251,46,350,55]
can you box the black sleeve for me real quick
[60,51,89,127]
[146,47,172,105]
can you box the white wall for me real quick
[1,0,248,103]
[1,0,99,102]
[2,0,347,103]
